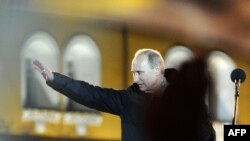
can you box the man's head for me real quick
[131,49,165,93]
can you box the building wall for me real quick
[0,6,250,141]
[0,8,123,140]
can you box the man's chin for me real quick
[139,87,150,93]
[140,88,153,93]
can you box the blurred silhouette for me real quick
[146,58,215,141]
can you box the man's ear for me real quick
[154,66,161,73]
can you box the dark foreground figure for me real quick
[147,58,215,141]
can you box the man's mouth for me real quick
[138,84,143,87]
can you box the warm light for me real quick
[29,0,160,19]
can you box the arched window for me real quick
[63,35,101,113]
[21,31,60,110]
[20,31,61,133]
[63,35,102,135]
[164,45,194,69]
[207,51,236,123]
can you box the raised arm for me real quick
[32,59,128,115]
[48,72,128,115]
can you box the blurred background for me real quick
[0,0,250,140]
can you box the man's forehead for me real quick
[132,56,150,69]
[133,54,147,62]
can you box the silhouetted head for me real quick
[147,58,215,141]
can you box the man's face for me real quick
[131,55,160,93]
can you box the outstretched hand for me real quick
[32,59,54,81]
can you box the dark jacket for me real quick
[47,72,150,141]
[47,67,215,141]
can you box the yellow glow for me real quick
[30,0,160,18]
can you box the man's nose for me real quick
[134,74,140,83]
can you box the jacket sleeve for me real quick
[46,72,128,115]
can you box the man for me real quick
[33,49,215,141]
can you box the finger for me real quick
[33,59,45,71]
[33,65,43,73]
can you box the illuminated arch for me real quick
[207,51,236,123]
[63,34,101,112]
[164,45,194,69]
[21,31,60,110]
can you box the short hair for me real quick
[134,49,165,73]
